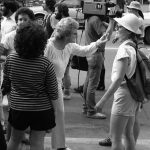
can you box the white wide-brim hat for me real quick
[127,1,142,11]
[114,13,141,34]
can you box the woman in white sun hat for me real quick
[95,13,141,150]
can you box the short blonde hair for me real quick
[54,17,79,40]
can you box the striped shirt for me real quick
[3,53,58,111]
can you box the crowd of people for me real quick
[0,0,146,150]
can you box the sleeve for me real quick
[45,62,58,101]
[1,35,10,50]
[1,35,11,56]
[44,41,53,61]
[116,45,131,61]
[69,42,98,57]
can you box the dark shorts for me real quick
[8,108,56,131]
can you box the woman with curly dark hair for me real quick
[3,22,59,150]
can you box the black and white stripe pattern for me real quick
[3,53,58,111]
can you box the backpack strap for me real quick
[125,41,137,52]
[124,41,137,80]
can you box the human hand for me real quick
[96,33,109,47]
[95,100,105,113]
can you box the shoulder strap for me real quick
[125,41,137,52]
[124,41,137,80]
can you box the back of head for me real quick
[15,7,35,23]
[54,17,79,39]
[45,0,56,12]
[15,22,47,59]
[1,0,20,13]
[55,3,69,17]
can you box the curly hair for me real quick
[15,7,35,23]
[14,22,47,59]
[55,3,69,17]
[54,17,79,40]
[45,0,56,12]
[1,0,20,13]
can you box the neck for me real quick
[119,36,130,43]
[53,38,68,50]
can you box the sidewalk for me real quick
[43,137,150,150]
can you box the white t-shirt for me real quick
[111,40,137,82]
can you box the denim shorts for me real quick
[8,108,56,131]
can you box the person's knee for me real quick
[10,132,24,143]
[87,82,98,93]
[30,130,45,146]
[124,130,134,141]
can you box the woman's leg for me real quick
[63,61,71,99]
[124,116,136,150]
[51,88,66,149]
[30,130,46,150]
[7,127,25,150]
[133,109,140,143]
[110,114,128,150]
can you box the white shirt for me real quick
[1,13,16,43]
[44,39,98,85]
[50,14,59,29]
[111,40,137,82]
[1,30,16,54]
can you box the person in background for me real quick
[82,8,115,119]
[0,0,20,142]
[3,22,58,150]
[43,0,56,39]
[0,7,36,144]
[95,13,141,150]
[0,0,19,43]
[126,1,144,48]
[1,7,35,55]
[54,3,71,100]
[45,17,109,150]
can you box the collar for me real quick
[7,12,16,21]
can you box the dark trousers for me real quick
[98,64,105,87]
[0,122,7,150]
